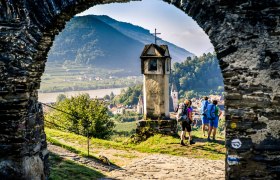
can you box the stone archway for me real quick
[0,0,279,179]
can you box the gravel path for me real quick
[48,144,225,180]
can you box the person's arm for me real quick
[218,107,222,117]
[188,109,193,121]
[175,105,179,113]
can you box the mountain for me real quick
[47,15,194,75]
[94,15,194,62]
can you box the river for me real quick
[38,88,125,103]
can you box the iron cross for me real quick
[152,28,161,44]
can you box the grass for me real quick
[47,135,99,160]
[49,152,105,180]
[110,121,137,141]
[134,133,225,159]
[114,121,137,132]
[45,126,226,161]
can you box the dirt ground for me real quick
[48,143,225,179]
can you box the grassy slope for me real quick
[49,152,105,180]
[114,121,137,132]
[46,127,225,161]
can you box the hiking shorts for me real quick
[201,115,209,124]
[181,121,192,132]
[209,116,219,128]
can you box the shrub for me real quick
[45,94,115,139]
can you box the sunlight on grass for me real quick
[112,153,138,159]
[114,121,136,132]
[46,127,226,161]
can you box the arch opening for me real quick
[41,1,224,179]
[0,0,279,179]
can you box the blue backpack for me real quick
[201,100,208,116]
[206,103,216,120]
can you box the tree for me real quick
[109,92,115,100]
[45,94,115,139]
[170,52,223,97]
[185,90,196,99]
[113,85,142,106]
[103,94,110,100]
[56,94,67,103]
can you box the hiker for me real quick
[200,96,209,137]
[188,100,196,126]
[176,99,195,146]
[207,100,222,142]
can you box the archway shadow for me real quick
[49,152,107,179]
[194,136,225,146]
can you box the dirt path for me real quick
[48,143,225,179]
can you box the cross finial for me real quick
[152,28,161,45]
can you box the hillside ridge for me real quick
[48,15,194,75]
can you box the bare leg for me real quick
[208,126,213,140]
[180,130,186,146]
[188,131,195,144]
[181,130,186,140]
[212,128,217,140]
[187,132,192,141]
[202,124,205,136]
[203,124,209,136]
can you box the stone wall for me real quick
[0,0,279,179]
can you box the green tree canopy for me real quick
[45,94,115,139]
[113,85,143,106]
[170,53,224,98]
[56,94,67,103]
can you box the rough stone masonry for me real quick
[0,0,279,179]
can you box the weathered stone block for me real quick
[136,119,177,135]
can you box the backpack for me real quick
[176,103,192,124]
[176,103,188,122]
[206,103,216,120]
[201,100,208,116]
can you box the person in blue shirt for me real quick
[200,96,209,137]
[207,100,222,141]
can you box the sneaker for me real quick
[189,140,195,145]
[180,140,186,146]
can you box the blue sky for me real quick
[77,0,213,56]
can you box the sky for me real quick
[77,0,213,56]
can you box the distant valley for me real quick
[47,15,194,75]
[42,15,222,95]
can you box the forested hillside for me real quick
[44,15,221,95]
[115,53,223,105]
[171,53,224,97]
[48,15,143,74]
[113,85,143,106]
[47,15,193,75]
